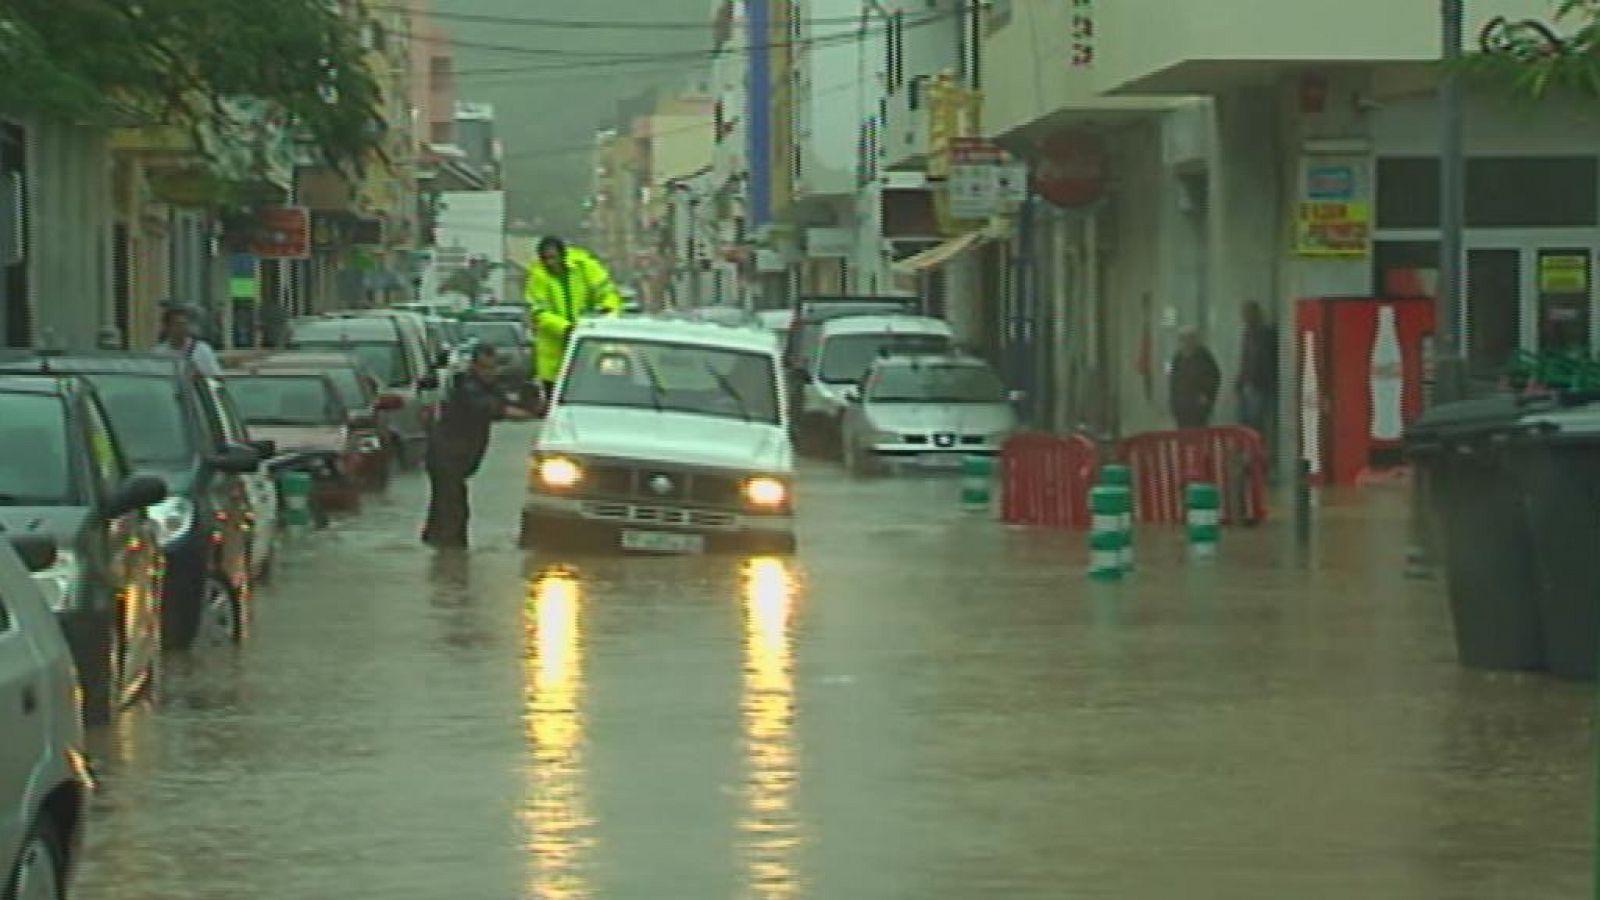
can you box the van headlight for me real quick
[31,549,82,613]
[536,455,584,490]
[149,496,196,546]
[744,476,789,508]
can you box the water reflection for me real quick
[523,568,594,898]
[740,557,802,897]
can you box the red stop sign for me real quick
[1033,131,1109,208]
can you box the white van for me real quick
[523,317,796,555]
[797,314,955,453]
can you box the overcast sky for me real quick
[433,0,715,238]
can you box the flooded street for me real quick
[75,423,1593,898]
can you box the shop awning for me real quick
[891,231,982,275]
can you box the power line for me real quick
[378,4,902,31]
[405,10,953,69]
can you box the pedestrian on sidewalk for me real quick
[422,342,533,549]
[1236,300,1278,438]
[153,305,223,378]
[1169,326,1221,430]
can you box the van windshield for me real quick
[818,333,953,384]
[560,338,779,424]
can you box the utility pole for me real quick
[1436,0,1466,403]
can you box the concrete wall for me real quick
[26,118,114,350]
[1096,0,1556,93]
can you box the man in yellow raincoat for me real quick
[524,236,623,397]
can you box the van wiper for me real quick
[704,362,752,422]
[636,355,666,413]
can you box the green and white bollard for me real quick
[961,454,994,512]
[1186,481,1222,560]
[1089,484,1132,580]
[279,469,314,531]
[1099,464,1134,571]
[1089,527,1127,581]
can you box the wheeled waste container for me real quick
[1405,394,1544,672]
[1513,400,1600,680]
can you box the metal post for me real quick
[1295,459,1313,548]
[1436,0,1467,404]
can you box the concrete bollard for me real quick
[279,469,314,531]
[1186,481,1221,560]
[961,454,994,512]
[1099,464,1134,571]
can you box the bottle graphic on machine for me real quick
[1370,305,1404,443]
[1301,331,1322,478]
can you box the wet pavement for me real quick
[75,423,1593,898]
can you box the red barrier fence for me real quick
[1118,427,1269,525]
[1000,432,1099,529]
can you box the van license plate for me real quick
[918,453,965,469]
[621,530,706,554]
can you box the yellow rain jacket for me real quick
[523,245,622,382]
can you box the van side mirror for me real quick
[11,534,57,573]
[109,475,168,518]
[209,443,262,474]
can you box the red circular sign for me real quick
[1033,131,1110,208]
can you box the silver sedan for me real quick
[840,355,1018,475]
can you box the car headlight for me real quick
[537,456,583,489]
[30,549,82,613]
[744,476,789,508]
[148,496,196,546]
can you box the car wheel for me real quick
[5,817,65,900]
[195,575,242,647]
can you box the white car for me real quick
[1,533,91,900]
[523,317,796,555]
[796,314,955,452]
[841,354,1018,474]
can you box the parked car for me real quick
[524,317,796,555]
[780,294,922,377]
[0,374,166,723]
[1,531,93,899]
[794,315,955,454]
[224,368,384,506]
[458,319,532,391]
[195,378,282,583]
[226,352,397,489]
[287,315,439,467]
[0,353,263,652]
[840,354,1018,474]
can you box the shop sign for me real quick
[1294,158,1370,257]
[1033,131,1109,209]
[1540,254,1588,294]
[250,207,311,259]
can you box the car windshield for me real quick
[228,376,342,426]
[0,393,74,505]
[561,338,779,424]
[818,333,953,384]
[868,363,1006,403]
[294,341,406,387]
[83,373,195,467]
[462,321,523,345]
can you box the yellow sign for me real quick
[1539,255,1588,294]
[1294,201,1371,257]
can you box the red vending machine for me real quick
[1296,296,1436,486]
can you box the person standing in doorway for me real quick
[153,305,223,378]
[1236,300,1278,438]
[422,343,533,549]
[524,236,622,409]
[1169,326,1222,429]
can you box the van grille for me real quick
[581,502,738,530]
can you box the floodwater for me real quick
[74,423,1593,898]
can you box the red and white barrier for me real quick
[999,432,1099,530]
[1118,427,1268,526]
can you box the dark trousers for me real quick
[423,446,482,547]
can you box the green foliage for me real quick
[0,0,385,177]
[1464,1,1600,100]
